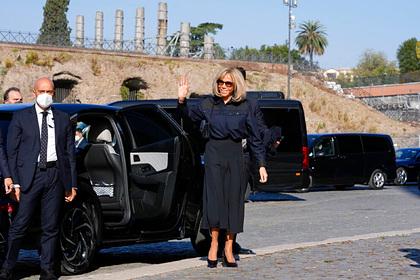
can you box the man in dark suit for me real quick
[0,77,77,280]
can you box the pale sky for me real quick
[0,0,418,69]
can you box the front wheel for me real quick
[394,167,407,185]
[60,200,99,275]
[369,169,386,189]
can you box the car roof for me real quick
[308,133,391,138]
[0,103,119,115]
[110,98,303,109]
[396,147,420,151]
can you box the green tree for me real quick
[397,37,420,83]
[190,22,223,53]
[295,20,328,68]
[37,0,71,46]
[352,49,399,86]
[230,44,305,65]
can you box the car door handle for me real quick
[140,164,153,173]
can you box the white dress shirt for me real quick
[35,104,57,162]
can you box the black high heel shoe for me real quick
[207,258,218,268]
[223,254,238,268]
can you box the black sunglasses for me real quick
[217,79,234,87]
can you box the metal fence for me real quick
[0,30,314,70]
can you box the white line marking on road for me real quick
[67,227,420,280]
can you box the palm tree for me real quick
[295,20,328,69]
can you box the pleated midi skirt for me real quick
[201,138,247,234]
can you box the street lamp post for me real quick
[283,0,297,99]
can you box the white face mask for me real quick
[36,93,53,109]
[75,135,81,142]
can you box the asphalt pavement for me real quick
[7,184,420,279]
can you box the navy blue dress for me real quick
[179,96,265,233]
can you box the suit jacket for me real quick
[0,130,10,178]
[7,106,77,192]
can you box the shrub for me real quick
[120,86,129,100]
[54,52,72,64]
[91,57,101,76]
[25,51,39,65]
[4,59,14,69]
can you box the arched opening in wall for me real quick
[121,77,149,100]
[53,72,82,103]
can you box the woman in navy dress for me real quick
[178,68,268,267]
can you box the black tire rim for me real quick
[60,206,95,269]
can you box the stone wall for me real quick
[0,43,288,104]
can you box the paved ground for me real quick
[5,184,420,279]
[142,232,420,280]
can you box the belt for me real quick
[38,161,57,170]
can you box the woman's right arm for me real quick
[177,75,205,122]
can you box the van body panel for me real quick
[308,133,396,187]
[111,98,310,192]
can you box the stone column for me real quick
[179,22,190,58]
[203,35,214,60]
[114,9,124,50]
[156,2,168,55]
[134,7,145,52]
[75,15,84,47]
[94,11,104,49]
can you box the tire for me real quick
[190,215,210,256]
[394,167,407,185]
[369,169,386,189]
[60,200,99,275]
[296,175,312,193]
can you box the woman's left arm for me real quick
[245,101,268,183]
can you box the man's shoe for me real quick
[238,247,256,255]
[39,269,57,280]
[0,268,13,280]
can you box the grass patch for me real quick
[25,51,39,65]
[91,57,101,76]
[54,52,72,64]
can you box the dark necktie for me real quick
[39,111,48,169]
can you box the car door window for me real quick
[314,137,335,157]
[337,135,362,155]
[362,136,391,152]
[124,108,178,148]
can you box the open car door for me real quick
[120,104,186,230]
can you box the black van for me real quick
[307,133,396,190]
[111,97,310,194]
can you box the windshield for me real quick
[396,149,419,160]
[307,135,320,148]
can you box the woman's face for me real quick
[217,74,234,99]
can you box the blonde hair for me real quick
[212,68,246,102]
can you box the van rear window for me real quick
[261,108,303,153]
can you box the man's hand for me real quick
[65,187,77,203]
[259,166,268,183]
[11,187,20,202]
[4,177,13,194]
